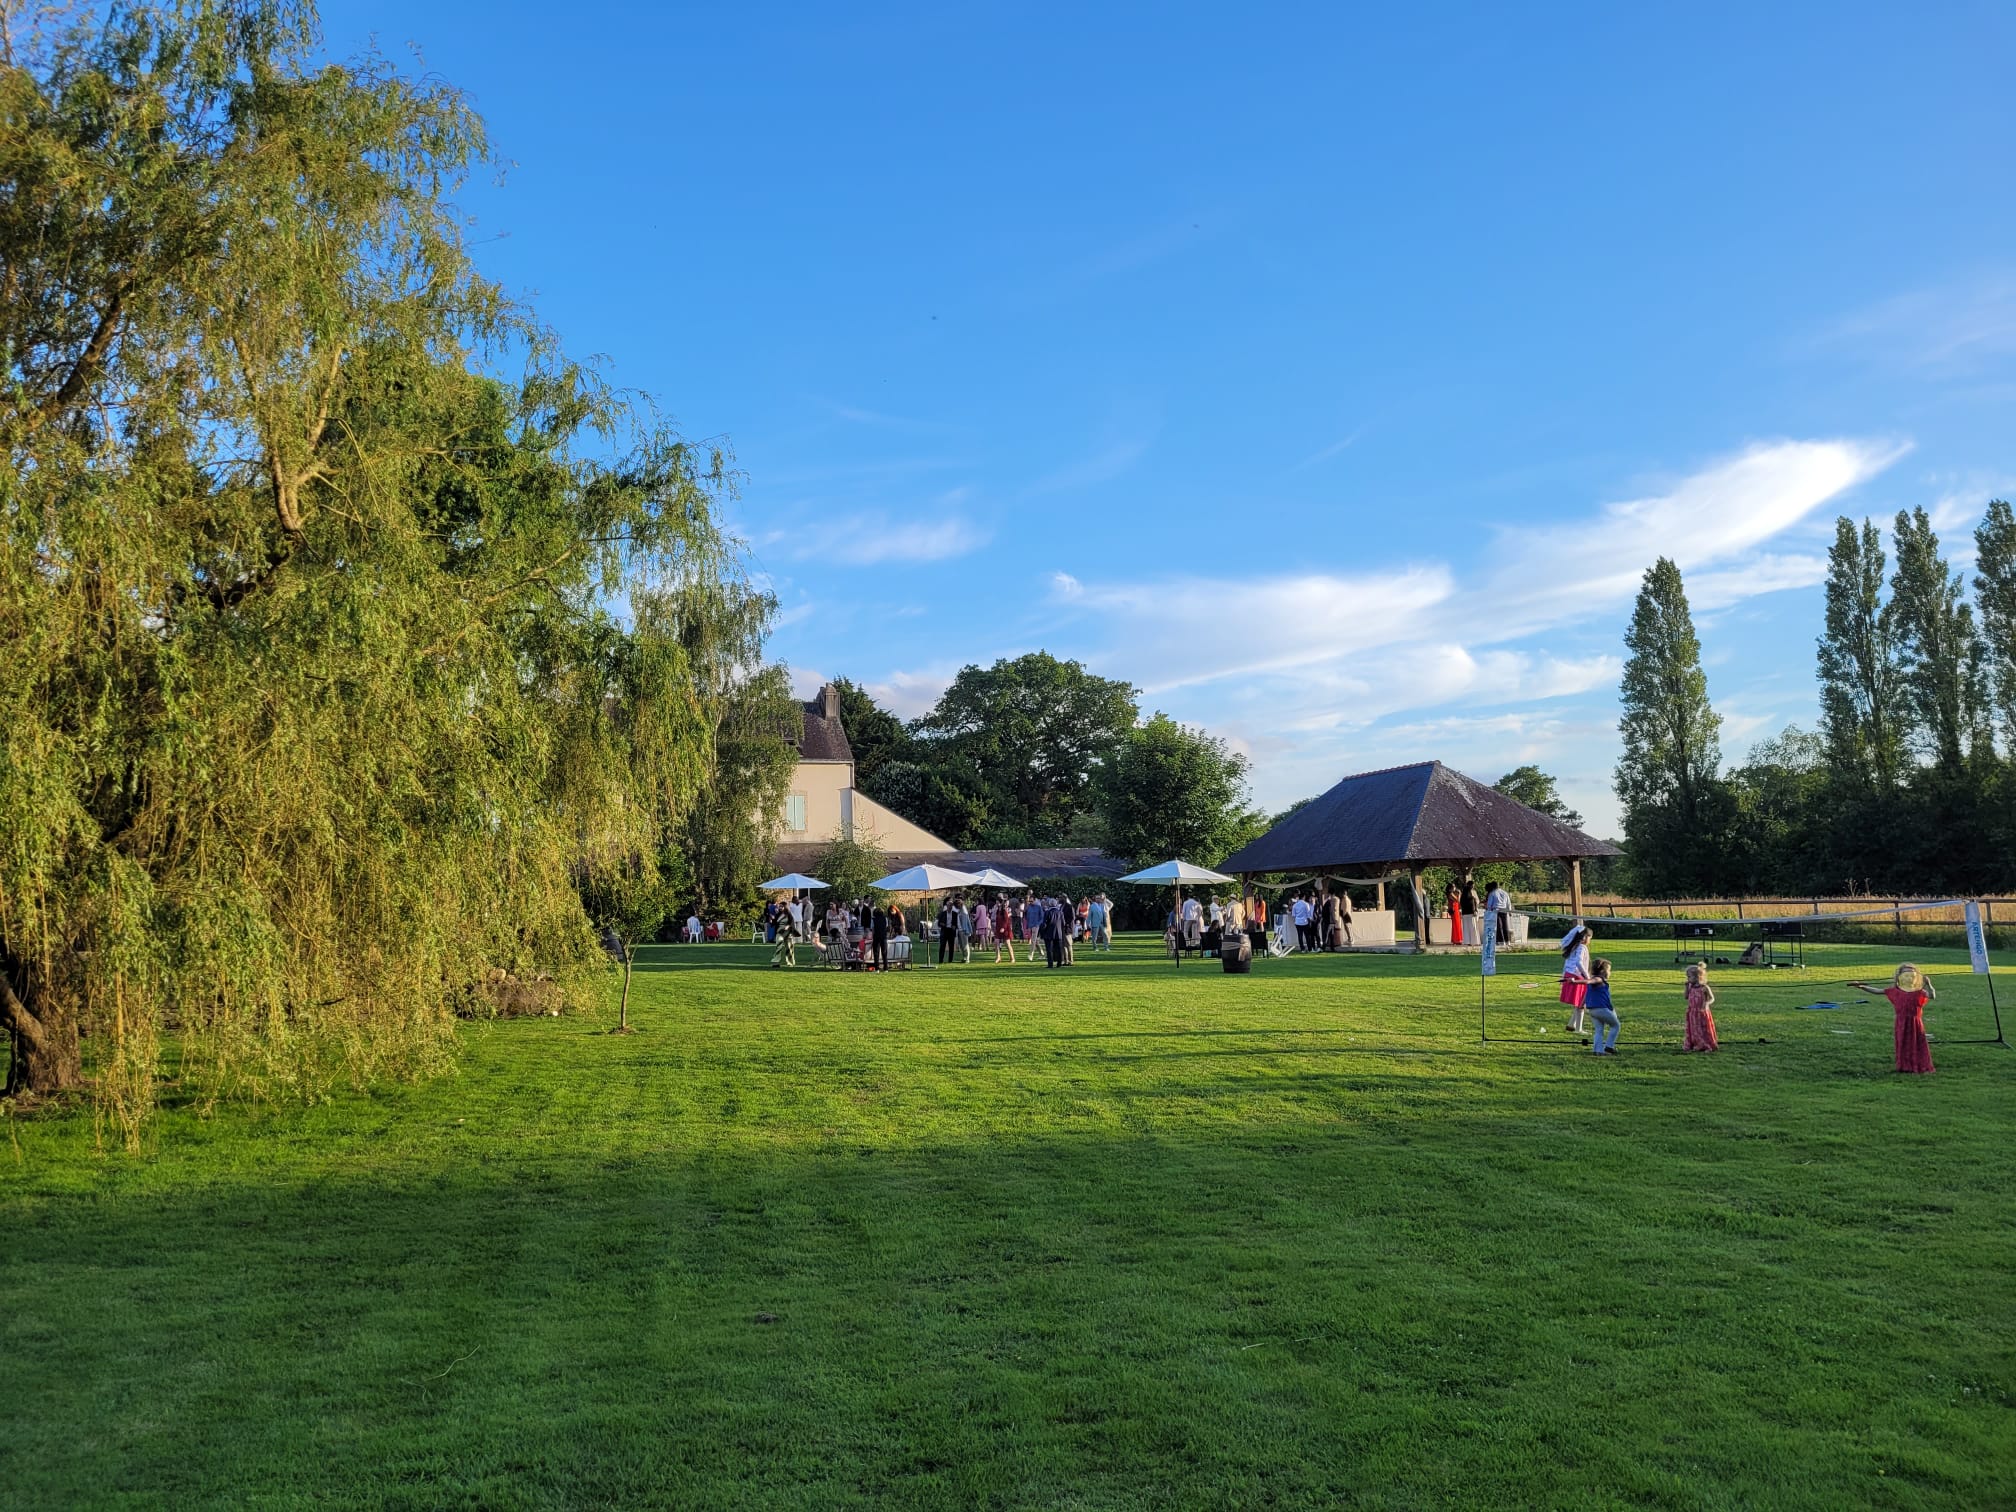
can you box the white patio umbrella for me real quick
[966,867,1028,890]
[868,863,984,892]
[1118,860,1236,966]
[1117,860,1235,887]
[868,864,985,970]
[758,872,830,891]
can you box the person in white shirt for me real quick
[1486,882,1513,945]
[685,912,703,943]
[1180,894,1203,947]
[1208,899,1223,928]
[1291,894,1313,952]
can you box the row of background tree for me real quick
[820,658,1606,929]
[1616,503,2016,897]
[833,654,1263,863]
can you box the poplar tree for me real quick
[1615,559,1722,888]
[1972,499,2016,751]
[1815,517,1905,787]
[1890,507,1987,772]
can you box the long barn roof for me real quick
[770,843,1129,883]
[1221,761,1621,873]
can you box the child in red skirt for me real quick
[1560,924,1593,1034]
[1684,962,1718,1051]
[1854,964,1936,1074]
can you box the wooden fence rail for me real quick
[1519,895,2012,931]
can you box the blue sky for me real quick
[323,1,2016,835]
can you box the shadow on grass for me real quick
[8,1100,2009,1512]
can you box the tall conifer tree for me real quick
[1616,559,1722,888]
[1816,517,1904,787]
[1890,507,1987,771]
[1972,499,2016,752]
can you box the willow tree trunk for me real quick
[1,970,83,1095]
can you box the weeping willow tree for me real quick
[0,1,771,1133]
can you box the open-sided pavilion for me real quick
[1220,761,1621,951]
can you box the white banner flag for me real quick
[1965,900,1990,975]
[1481,909,1498,977]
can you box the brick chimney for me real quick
[819,683,841,720]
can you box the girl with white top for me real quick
[1560,924,1594,1034]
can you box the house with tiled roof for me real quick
[774,684,1126,883]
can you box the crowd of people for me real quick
[930,892,1115,968]
[756,892,1117,970]
[1284,888,1353,951]
[761,890,1947,1074]
[1418,874,1515,946]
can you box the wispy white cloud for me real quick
[1028,435,1153,495]
[829,521,985,566]
[1291,426,1366,472]
[1068,215,1217,285]
[1719,711,1779,745]
[1052,564,1453,691]
[773,600,817,630]
[812,397,956,433]
[1050,437,1901,701]
[1687,552,1832,610]
[1821,271,2016,373]
[798,491,991,566]
[759,455,971,488]
[864,666,959,720]
[1483,438,1908,633]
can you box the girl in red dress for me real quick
[1856,964,1936,1074]
[1560,924,1593,1033]
[1683,963,1719,1051]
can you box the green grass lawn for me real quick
[5,935,2013,1509]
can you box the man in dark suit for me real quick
[870,901,890,971]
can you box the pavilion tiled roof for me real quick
[1220,761,1620,874]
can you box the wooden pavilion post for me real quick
[1568,857,1584,919]
[1409,865,1427,953]
[1375,879,1386,911]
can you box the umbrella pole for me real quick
[1174,883,1183,967]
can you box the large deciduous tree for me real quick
[1492,765,1583,828]
[1615,559,1724,892]
[0,2,753,1127]
[911,653,1138,846]
[1097,714,1263,868]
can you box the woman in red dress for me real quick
[1858,964,1936,1073]
[1445,881,1464,945]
